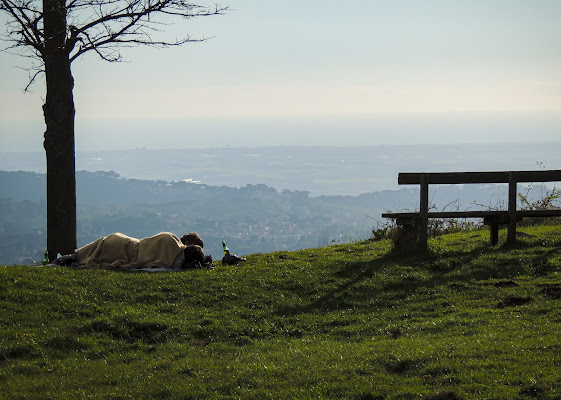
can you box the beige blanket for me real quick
[76,232,186,269]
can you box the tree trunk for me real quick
[43,0,77,261]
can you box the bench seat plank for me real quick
[382,209,561,219]
[383,211,507,219]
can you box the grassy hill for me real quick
[1,225,560,399]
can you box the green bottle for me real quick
[42,250,49,265]
[222,241,230,256]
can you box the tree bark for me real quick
[43,0,77,260]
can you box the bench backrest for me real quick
[398,170,561,185]
[392,169,561,248]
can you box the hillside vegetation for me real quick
[1,225,560,399]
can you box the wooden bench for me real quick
[382,170,561,249]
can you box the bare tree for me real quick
[1,0,227,261]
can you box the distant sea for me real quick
[1,143,560,196]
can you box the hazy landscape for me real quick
[2,142,560,195]
[2,143,560,265]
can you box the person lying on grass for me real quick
[54,232,211,270]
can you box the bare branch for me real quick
[1,0,44,51]
[67,1,228,63]
[1,0,227,87]
[21,65,43,91]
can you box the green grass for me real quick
[1,225,561,399]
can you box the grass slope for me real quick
[1,225,560,399]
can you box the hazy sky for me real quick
[1,0,561,151]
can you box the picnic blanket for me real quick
[75,232,185,269]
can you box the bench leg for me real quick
[490,224,499,246]
[393,224,419,251]
[419,175,429,250]
[419,220,428,250]
[507,173,517,245]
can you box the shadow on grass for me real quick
[78,317,177,344]
[274,238,561,318]
[0,345,40,365]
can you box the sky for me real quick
[1,0,561,151]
